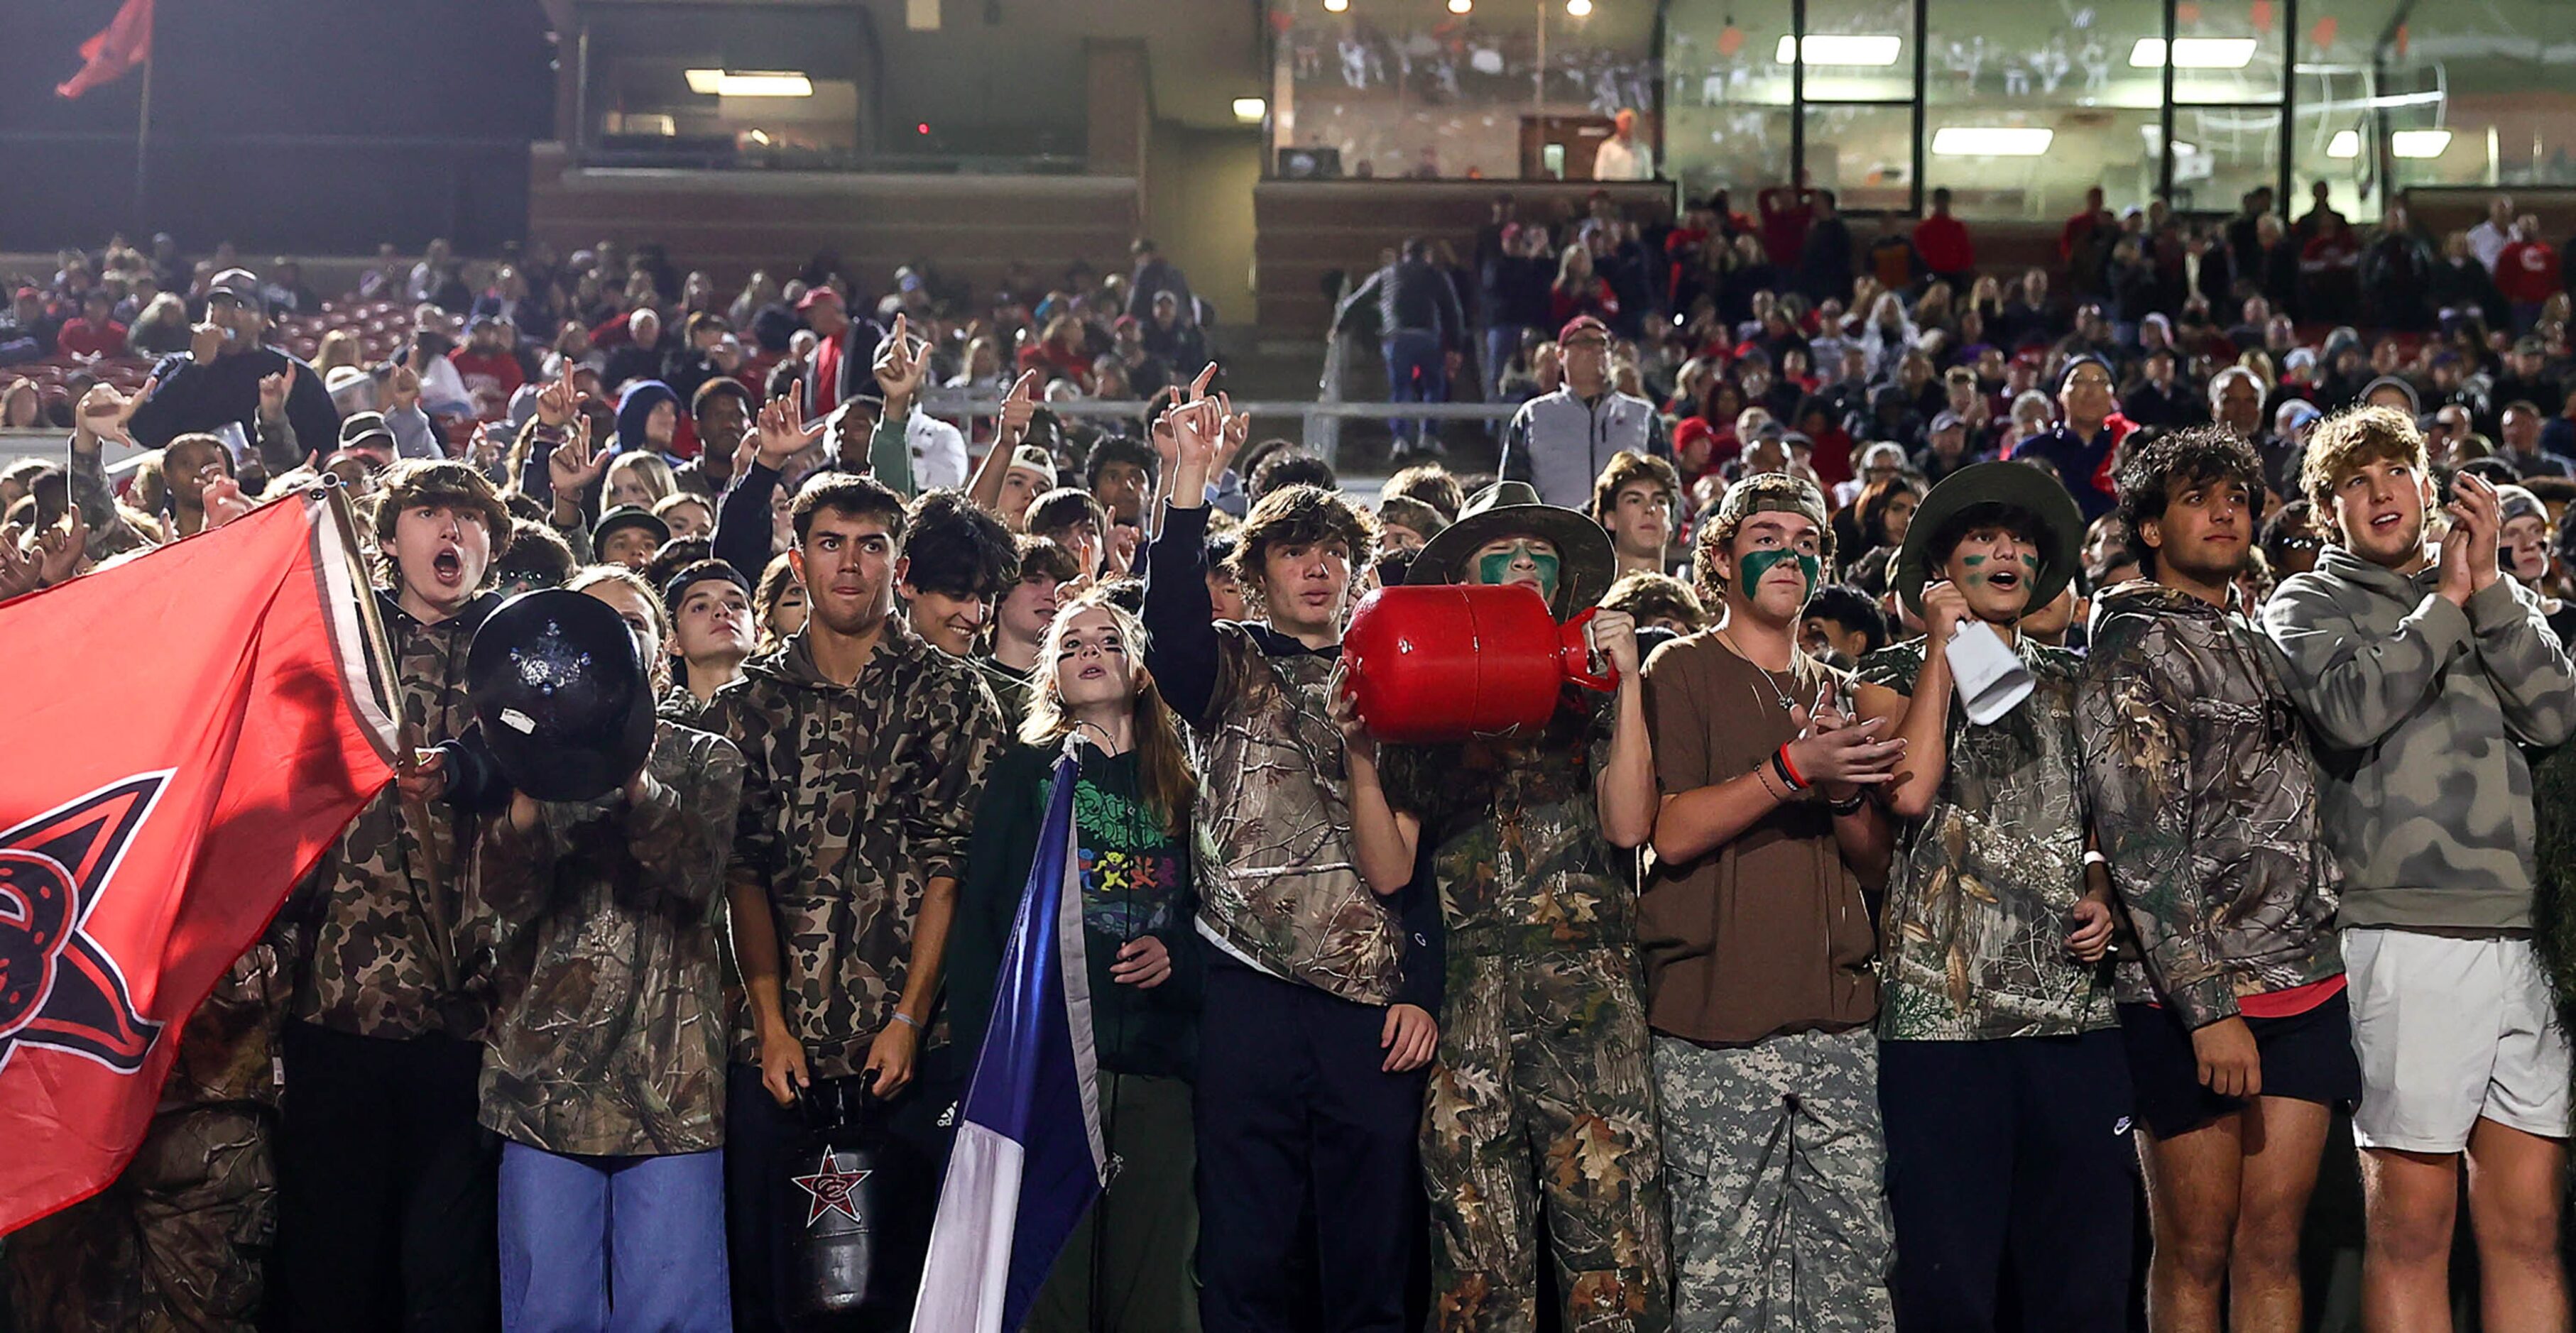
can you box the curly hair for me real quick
[2301,404,2428,514]
[1226,483,1379,615]
[2113,424,2267,575]
[1691,471,1834,605]
[899,488,1020,599]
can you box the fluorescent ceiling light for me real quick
[2391,128,2452,158]
[1566,0,1593,15]
[1774,34,1904,65]
[1448,0,1472,11]
[2129,37,2259,68]
[1232,97,1267,122]
[2327,128,2361,158]
[684,69,814,97]
[1324,0,1348,9]
[1931,126,2053,156]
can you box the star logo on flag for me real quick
[0,775,168,1077]
[792,1148,873,1227]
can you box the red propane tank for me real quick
[1341,583,1617,745]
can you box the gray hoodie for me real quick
[2263,546,2576,929]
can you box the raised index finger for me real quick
[1189,362,1217,400]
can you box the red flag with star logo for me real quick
[0,486,398,1233]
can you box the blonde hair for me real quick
[1019,593,1196,835]
[604,451,677,507]
[2303,404,2429,515]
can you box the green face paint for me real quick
[1738,547,1821,600]
[1476,540,1561,601]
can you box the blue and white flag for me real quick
[912,747,1108,1333]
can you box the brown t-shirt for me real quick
[1639,631,1879,1046]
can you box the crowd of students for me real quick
[3,199,2576,1333]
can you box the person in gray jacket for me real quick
[2262,404,2576,1333]
[1500,316,1668,510]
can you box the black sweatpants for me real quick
[1195,956,1427,1333]
[272,1020,499,1332]
[1879,1030,2139,1333]
[724,1062,954,1332]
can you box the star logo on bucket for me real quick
[0,775,169,1077]
[792,1148,872,1227]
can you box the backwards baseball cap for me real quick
[1558,314,1610,344]
[1005,444,1057,488]
[1931,410,1966,433]
[593,505,670,549]
[663,557,753,611]
[795,286,843,312]
[206,268,263,308]
[2275,400,2323,432]
[338,411,397,456]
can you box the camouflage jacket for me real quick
[2264,547,2576,930]
[706,620,1003,1079]
[1380,686,1637,958]
[476,720,744,1157]
[293,589,503,1039]
[1860,637,2116,1041]
[1180,622,1404,1005]
[2079,581,2343,1027]
[659,681,715,729]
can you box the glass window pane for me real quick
[2383,0,2576,187]
[1924,106,2160,219]
[1923,0,2162,110]
[2165,107,2281,214]
[1806,104,1914,209]
[2290,6,2386,224]
[1801,0,1918,102]
[1267,0,1659,180]
[2168,0,2286,104]
[1666,0,1796,196]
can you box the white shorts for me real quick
[2345,926,2572,1153]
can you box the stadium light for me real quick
[1930,126,2054,155]
[1449,0,1473,11]
[2128,38,2258,68]
[1774,35,1904,65]
[1566,0,1593,16]
[684,70,814,97]
[1233,97,1267,122]
[1324,0,1349,11]
[2391,129,2452,158]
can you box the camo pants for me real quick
[1652,1026,1892,1332]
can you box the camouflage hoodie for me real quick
[706,619,1003,1080]
[2264,546,2576,929]
[2078,581,2342,1028]
[293,588,503,1039]
[476,720,745,1157]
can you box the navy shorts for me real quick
[2116,990,2362,1139]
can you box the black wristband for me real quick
[1827,789,1865,816]
[1769,747,1806,792]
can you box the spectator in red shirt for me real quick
[448,314,528,422]
[1757,176,1819,269]
[2497,214,2564,330]
[1914,187,1976,285]
[53,289,128,360]
[2058,186,2110,265]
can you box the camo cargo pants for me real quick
[1652,1026,1892,1332]
[1424,948,1671,1333]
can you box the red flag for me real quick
[56,0,155,100]
[0,488,398,1233]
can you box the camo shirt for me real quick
[294,589,503,1039]
[2080,581,2343,1026]
[1858,637,2117,1041]
[476,720,745,1157]
[1379,686,1635,955]
[706,619,1003,1080]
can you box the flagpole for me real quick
[132,53,152,225]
